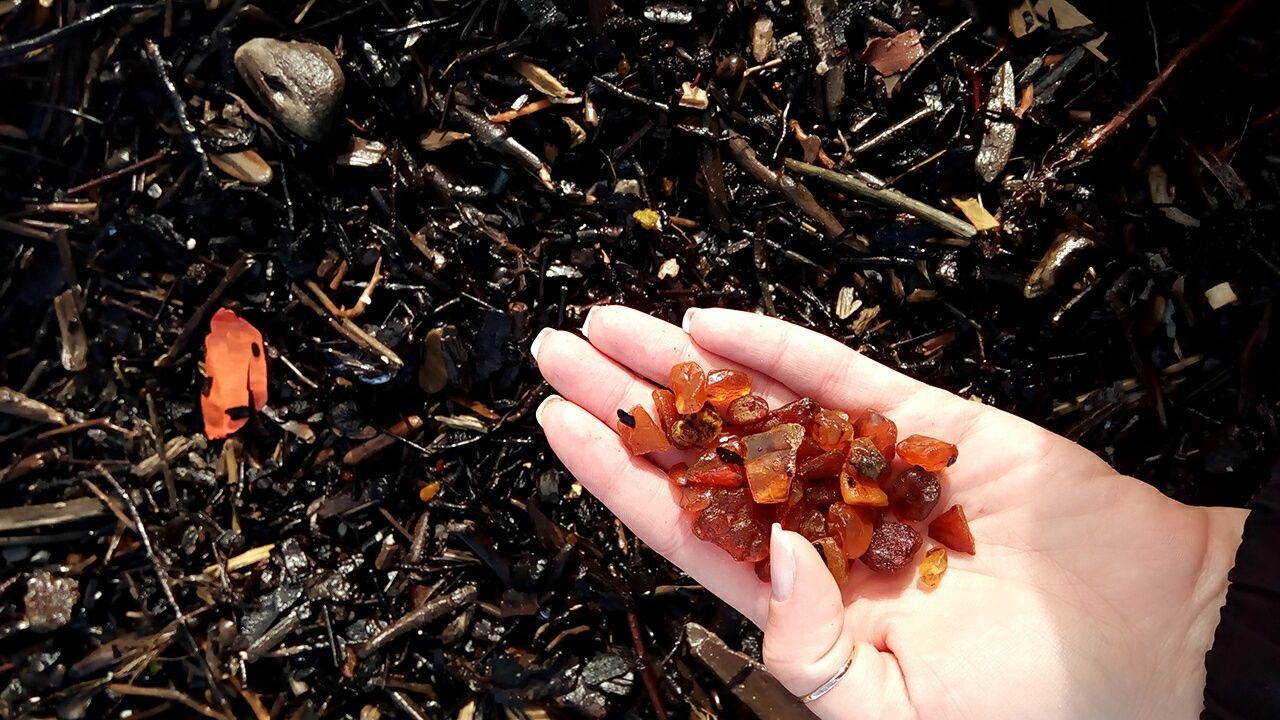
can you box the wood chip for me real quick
[835,286,859,319]
[1033,0,1107,61]
[1205,282,1238,309]
[418,328,448,393]
[678,82,709,110]
[419,130,471,151]
[751,14,775,63]
[336,138,388,167]
[0,387,67,425]
[53,289,88,372]
[657,258,680,279]
[951,197,1000,231]
[210,149,273,185]
[860,29,924,76]
[202,543,276,577]
[0,497,106,534]
[512,59,574,98]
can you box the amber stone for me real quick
[691,487,770,562]
[670,361,709,414]
[741,423,805,504]
[726,394,770,428]
[811,409,853,450]
[827,504,874,559]
[883,467,941,521]
[804,478,843,506]
[897,434,958,471]
[928,504,975,554]
[846,437,888,479]
[796,449,846,481]
[918,547,948,589]
[813,537,849,583]
[861,520,922,573]
[706,369,752,414]
[667,462,689,485]
[652,389,679,433]
[680,485,716,512]
[839,467,889,507]
[617,406,671,455]
[770,397,819,427]
[854,411,898,462]
[685,455,747,487]
[780,486,827,540]
[669,406,723,449]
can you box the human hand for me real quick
[532,306,1246,720]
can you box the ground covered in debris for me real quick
[1,0,1278,718]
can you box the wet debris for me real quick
[234,38,346,141]
[861,29,924,77]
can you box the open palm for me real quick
[533,306,1245,720]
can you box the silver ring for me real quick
[798,647,856,703]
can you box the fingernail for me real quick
[770,524,795,603]
[681,307,697,334]
[535,394,564,426]
[530,327,555,362]
[581,306,599,339]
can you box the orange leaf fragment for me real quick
[201,308,268,439]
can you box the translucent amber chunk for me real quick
[617,406,671,455]
[679,485,716,512]
[691,487,770,562]
[726,395,770,428]
[854,411,897,462]
[652,389,679,433]
[796,449,846,481]
[667,463,689,485]
[770,397,819,427]
[897,434,958,471]
[928,504,975,554]
[742,423,805,504]
[685,455,747,487]
[884,467,940,521]
[810,409,852,451]
[813,537,848,583]
[839,467,889,507]
[670,361,708,414]
[861,520,921,573]
[706,369,752,414]
[827,504,874,559]
[918,547,948,589]
[669,406,723,449]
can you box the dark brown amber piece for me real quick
[846,437,888,479]
[706,369,752,414]
[810,409,853,451]
[918,547,948,589]
[827,504,875,559]
[861,520,922,573]
[854,411,897,462]
[805,478,843,506]
[680,485,716,511]
[796,449,846,481]
[652,389,679,433]
[691,487,770,562]
[726,394,771,428]
[669,406,723,449]
[813,537,848,583]
[780,485,827,540]
[928,504,975,554]
[617,406,671,455]
[770,397,819,427]
[670,361,709,414]
[742,423,805,504]
[896,434,958,471]
[839,467,889,507]
[883,467,941,521]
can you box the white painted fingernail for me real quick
[535,394,564,426]
[770,524,795,602]
[681,307,697,334]
[581,306,599,339]
[530,327,555,362]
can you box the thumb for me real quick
[763,525,912,718]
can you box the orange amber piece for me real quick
[796,449,846,481]
[928,504,975,554]
[839,467,889,507]
[680,485,716,512]
[616,406,671,455]
[827,504,874,559]
[742,423,805,504]
[770,397,819,427]
[897,434,958,471]
[918,547,948,589]
[884,467,940,521]
[667,462,689,485]
[726,395,770,428]
[652,389,679,433]
[810,409,853,451]
[669,406,723,449]
[706,369,752,414]
[853,411,897,462]
[691,486,770,561]
[201,308,269,439]
[685,456,747,487]
[813,537,848,583]
[670,361,708,414]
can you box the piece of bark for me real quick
[0,387,67,425]
[53,289,88,371]
[0,497,106,533]
[684,623,817,720]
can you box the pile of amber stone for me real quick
[616,361,975,587]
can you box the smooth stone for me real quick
[234,38,345,141]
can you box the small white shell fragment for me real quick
[1204,282,1237,310]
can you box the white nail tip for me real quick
[530,327,555,361]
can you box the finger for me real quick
[537,395,769,625]
[763,527,913,719]
[683,307,981,435]
[582,305,798,406]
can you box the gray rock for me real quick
[234,38,345,141]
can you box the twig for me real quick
[0,497,106,533]
[145,391,177,508]
[489,97,553,123]
[725,134,849,241]
[142,40,213,186]
[0,4,158,63]
[155,254,253,367]
[108,684,232,720]
[357,585,477,658]
[784,158,977,238]
[852,106,935,155]
[627,611,670,720]
[66,150,170,196]
[338,255,383,319]
[899,17,974,88]
[343,415,425,465]
[295,281,405,368]
[590,75,672,113]
[1079,0,1258,155]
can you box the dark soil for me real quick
[0,0,1277,718]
